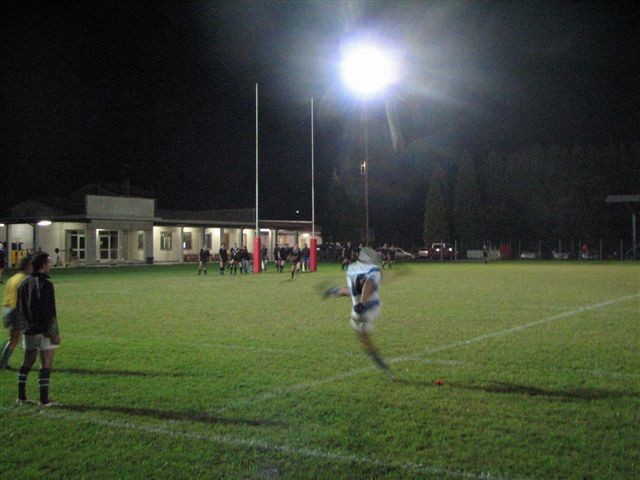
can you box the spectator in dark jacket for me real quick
[16,252,60,406]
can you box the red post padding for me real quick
[253,237,261,273]
[310,238,317,272]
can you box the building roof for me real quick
[156,208,255,224]
[1,187,320,232]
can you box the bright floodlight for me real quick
[341,44,397,97]
[37,220,52,226]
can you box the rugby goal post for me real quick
[606,195,640,259]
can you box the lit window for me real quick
[161,232,172,250]
[182,232,192,250]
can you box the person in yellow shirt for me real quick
[1,256,32,370]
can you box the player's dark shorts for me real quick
[2,307,24,330]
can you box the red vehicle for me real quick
[418,243,456,260]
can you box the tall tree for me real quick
[423,168,449,244]
[452,151,484,245]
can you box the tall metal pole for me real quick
[309,97,318,272]
[363,101,370,246]
[255,83,259,234]
[311,97,315,238]
[253,83,262,273]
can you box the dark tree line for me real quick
[319,142,639,248]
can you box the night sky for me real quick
[2,1,638,218]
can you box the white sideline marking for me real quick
[219,294,639,412]
[390,293,640,365]
[2,406,504,480]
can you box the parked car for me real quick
[552,250,570,260]
[418,243,456,260]
[520,251,537,260]
[376,246,415,260]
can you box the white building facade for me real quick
[0,194,321,268]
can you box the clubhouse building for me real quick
[0,183,321,268]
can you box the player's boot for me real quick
[368,350,392,374]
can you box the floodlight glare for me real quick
[37,220,52,226]
[341,45,397,97]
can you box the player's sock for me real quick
[18,366,30,401]
[204,268,207,275]
[38,368,51,404]
[0,341,13,369]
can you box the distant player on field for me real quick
[218,244,228,275]
[380,243,390,270]
[323,247,391,374]
[198,247,210,275]
[288,244,302,279]
[229,244,240,274]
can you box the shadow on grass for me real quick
[57,367,191,377]
[59,403,284,427]
[450,381,640,401]
[391,377,436,387]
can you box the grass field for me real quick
[1,261,638,479]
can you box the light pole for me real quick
[340,43,397,245]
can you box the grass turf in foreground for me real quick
[0,261,638,479]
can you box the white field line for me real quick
[217,293,639,413]
[1,406,505,480]
[390,293,640,365]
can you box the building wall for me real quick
[153,226,181,262]
[86,195,155,219]
[2,221,321,267]
[127,231,146,262]
[6,224,33,251]
[182,227,203,254]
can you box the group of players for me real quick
[197,243,312,279]
[339,242,397,271]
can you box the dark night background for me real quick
[2,1,639,248]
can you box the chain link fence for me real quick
[448,239,639,261]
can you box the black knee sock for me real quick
[39,368,51,403]
[18,366,30,400]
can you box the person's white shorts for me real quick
[23,334,59,352]
[350,306,381,334]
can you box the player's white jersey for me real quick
[346,261,382,310]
